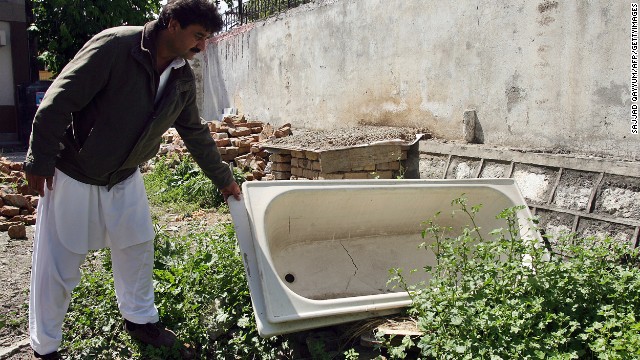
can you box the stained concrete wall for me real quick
[417,140,640,247]
[203,0,637,159]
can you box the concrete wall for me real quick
[204,0,637,159]
[417,140,640,247]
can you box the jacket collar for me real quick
[132,20,161,72]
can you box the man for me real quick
[24,1,241,358]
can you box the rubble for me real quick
[154,115,292,181]
[0,157,38,238]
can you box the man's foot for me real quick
[124,319,177,348]
[32,350,62,360]
[124,319,194,359]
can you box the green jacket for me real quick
[24,21,233,190]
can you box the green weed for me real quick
[62,225,291,359]
[388,196,640,359]
[143,154,245,213]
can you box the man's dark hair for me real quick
[158,0,223,33]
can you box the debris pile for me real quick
[0,158,38,239]
[155,115,292,180]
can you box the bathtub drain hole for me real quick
[284,273,295,283]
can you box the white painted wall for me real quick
[0,22,14,106]
[203,0,637,159]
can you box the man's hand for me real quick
[25,172,54,197]
[220,181,241,202]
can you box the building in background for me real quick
[0,0,37,149]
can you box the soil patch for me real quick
[265,125,428,151]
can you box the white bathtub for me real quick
[229,179,536,337]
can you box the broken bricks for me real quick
[0,157,38,238]
[158,115,293,181]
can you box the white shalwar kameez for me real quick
[29,58,185,356]
[29,168,157,355]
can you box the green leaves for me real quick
[389,196,640,359]
[63,225,291,359]
[144,155,246,212]
[31,0,162,75]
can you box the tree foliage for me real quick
[29,0,162,76]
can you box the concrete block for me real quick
[535,209,575,243]
[377,161,401,171]
[593,175,640,220]
[551,170,599,211]
[272,162,292,172]
[418,153,448,179]
[302,169,320,179]
[511,164,558,205]
[576,218,637,247]
[306,151,320,160]
[292,150,305,158]
[291,167,304,177]
[479,161,511,178]
[446,156,481,179]
[270,153,292,162]
[272,171,291,180]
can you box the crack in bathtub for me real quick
[340,242,358,277]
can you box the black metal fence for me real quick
[221,0,313,32]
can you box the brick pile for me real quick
[268,146,409,180]
[0,158,38,239]
[157,115,292,180]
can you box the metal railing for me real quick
[221,0,313,32]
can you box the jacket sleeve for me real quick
[173,86,234,190]
[24,31,117,176]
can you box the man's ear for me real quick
[167,18,180,32]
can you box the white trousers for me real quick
[29,169,158,355]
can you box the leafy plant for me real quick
[144,154,246,212]
[388,196,640,359]
[63,224,291,359]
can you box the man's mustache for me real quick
[190,47,201,53]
